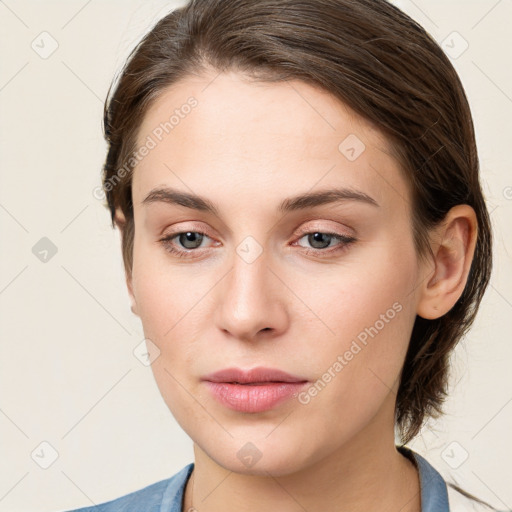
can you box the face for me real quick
[126,70,423,476]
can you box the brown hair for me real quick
[101,0,493,499]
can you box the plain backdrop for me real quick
[0,1,511,511]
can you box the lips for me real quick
[202,367,309,413]
[201,366,308,384]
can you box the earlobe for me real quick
[416,205,478,320]
[114,207,127,230]
[126,273,139,317]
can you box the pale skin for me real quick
[114,70,477,512]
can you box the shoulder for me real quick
[399,445,508,512]
[56,463,194,512]
[67,478,171,512]
[398,445,450,511]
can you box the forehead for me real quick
[131,71,409,214]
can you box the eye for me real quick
[158,230,215,258]
[294,231,357,256]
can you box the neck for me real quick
[183,405,420,512]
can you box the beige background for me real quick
[0,1,510,511]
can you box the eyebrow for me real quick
[141,186,379,214]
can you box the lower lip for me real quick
[204,381,308,413]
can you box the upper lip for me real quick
[202,367,308,384]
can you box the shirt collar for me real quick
[398,445,450,511]
[160,446,450,512]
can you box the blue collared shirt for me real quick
[61,446,450,511]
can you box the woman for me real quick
[63,0,496,510]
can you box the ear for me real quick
[113,206,126,231]
[126,273,139,317]
[416,204,478,320]
[114,207,139,317]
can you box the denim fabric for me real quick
[399,445,450,511]
[61,447,449,511]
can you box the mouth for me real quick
[202,366,308,384]
[226,382,287,385]
[202,367,309,413]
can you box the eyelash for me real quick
[158,229,357,259]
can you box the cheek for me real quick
[130,251,219,393]
[131,256,208,424]
[295,237,418,392]
[131,236,199,339]
[134,269,205,350]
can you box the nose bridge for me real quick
[215,236,287,340]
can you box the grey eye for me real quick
[178,232,204,249]
[304,232,335,249]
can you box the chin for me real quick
[199,432,320,478]
[219,453,305,478]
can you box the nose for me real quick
[214,245,289,342]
